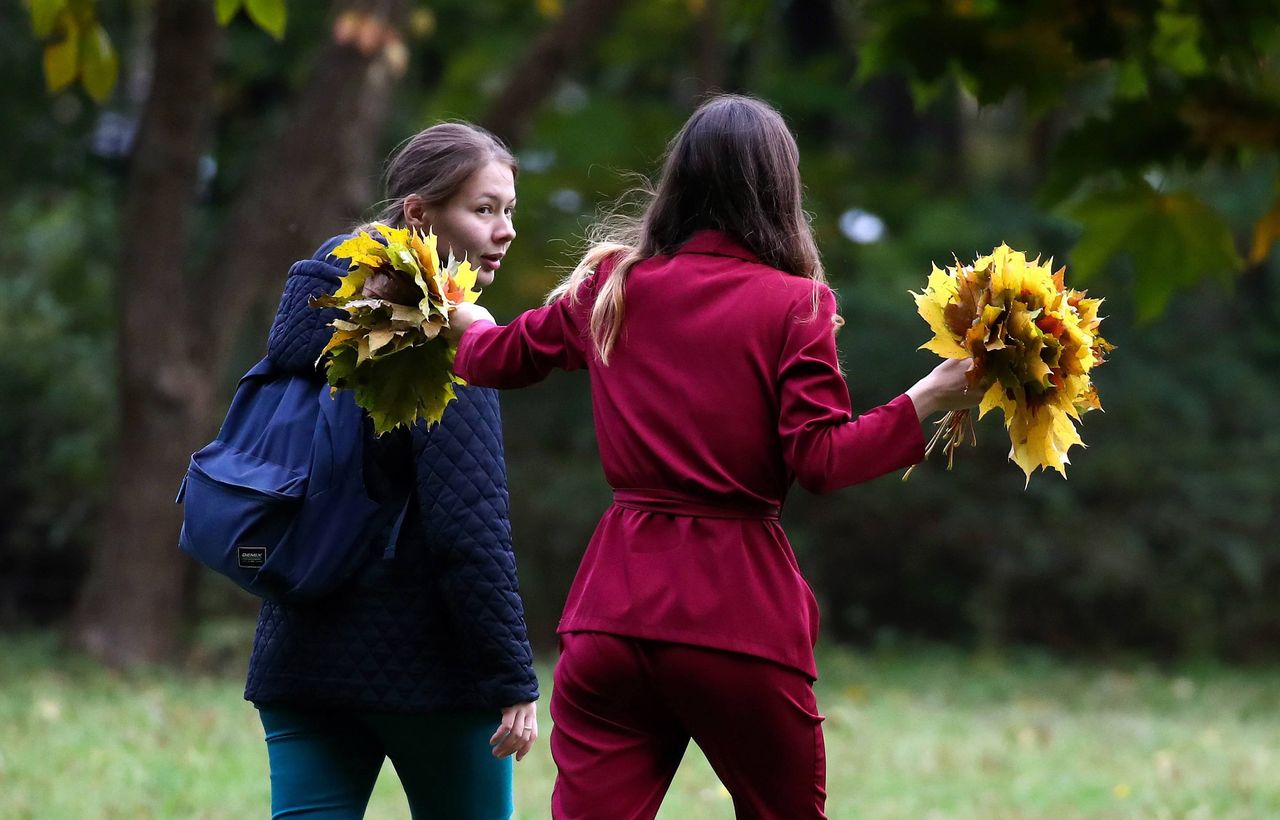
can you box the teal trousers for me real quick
[257,705,514,819]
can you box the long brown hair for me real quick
[549,94,828,364]
[365,122,516,228]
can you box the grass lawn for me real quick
[2,626,1278,818]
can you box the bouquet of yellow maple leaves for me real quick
[310,223,482,434]
[909,244,1113,483]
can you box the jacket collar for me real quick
[676,229,759,262]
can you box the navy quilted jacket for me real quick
[243,236,539,713]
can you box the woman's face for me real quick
[406,159,517,289]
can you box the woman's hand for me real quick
[445,303,496,342]
[490,701,538,761]
[906,357,981,421]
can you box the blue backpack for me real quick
[176,357,408,602]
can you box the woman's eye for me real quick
[477,206,493,215]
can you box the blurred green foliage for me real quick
[4,0,1278,658]
[0,185,118,623]
[858,0,1280,316]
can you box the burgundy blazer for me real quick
[455,229,924,678]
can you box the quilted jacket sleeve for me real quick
[266,235,350,375]
[412,386,539,706]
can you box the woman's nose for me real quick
[495,215,516,244]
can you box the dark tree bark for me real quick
[481,0,630,149]
[68,0,220,665]
[693,0,725,97]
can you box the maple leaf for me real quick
[331,232,385,271]
[1250,185,1280,265]
[1065,183,1240,321]
[362,269,420,305]
[448,259,482,303]
[408,230,440,280]
[367,327,395,354]
[912,265,970,359]
[333,343,466,435]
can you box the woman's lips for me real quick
[480,254,503,271]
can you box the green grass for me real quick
[2,628,1278,819]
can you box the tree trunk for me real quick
[69,0,410,666]
[68,0,219,665]
[693,0,725,97]
[481,0,629,149]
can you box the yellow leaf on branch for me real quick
[1250,193,1280,265]
[43,13,79,93]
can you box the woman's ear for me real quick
[402,195,433,231]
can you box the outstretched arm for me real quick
[778,287,975,494]
[448,268,603,389]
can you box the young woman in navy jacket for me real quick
[448,96,977,819]
[247,122,536,819]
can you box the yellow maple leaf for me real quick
[978,380,1012,420]
[1050,406,1083,456]
[1006,410,1042,481]
[912,265,969,359]
[450,259,482,304]
[409,229,440,280]
[1025,340,1053,387]
[1249,193,1280,264]
[371,222,408,245]
[318,327,361,359]
[331,233,385,270]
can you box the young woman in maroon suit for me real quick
[446,95,977,819]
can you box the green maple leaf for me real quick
[244,0,286,40]
[215,0,243,26]
[324,344,359,388]
[1064,182,1241,321]
[325,340,462,435]
[79,23,117,102]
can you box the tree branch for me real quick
[481,0,630,149]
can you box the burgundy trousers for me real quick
[550,632,827,820]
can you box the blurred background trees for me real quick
[5,0,1278,666]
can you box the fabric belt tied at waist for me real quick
[612,489,780,520]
